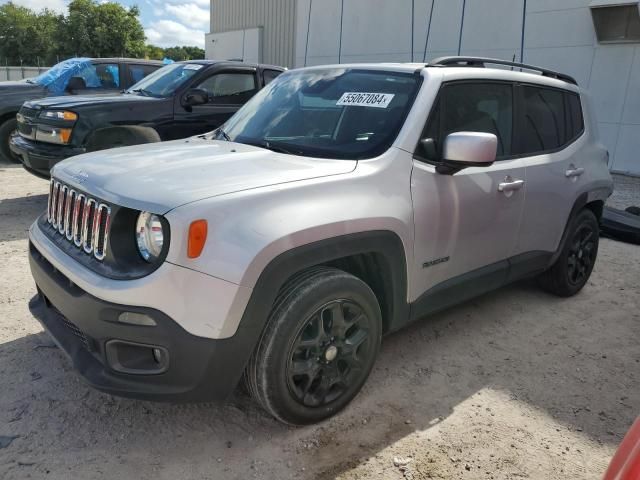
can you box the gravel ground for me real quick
[608,173,640,210]
[0,162,638,480]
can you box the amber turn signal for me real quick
[187,220,207,258]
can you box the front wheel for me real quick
[245,267,382,425]
[0,118,19,163]
[538,209,600,297]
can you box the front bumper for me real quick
[29,242,251,402]
[10,134,85,179]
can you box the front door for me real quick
[410,81,526,303]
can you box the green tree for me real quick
[57,0,145,58]
[161,46,205,61]
[0,1,203,66]
[0,3,61,65]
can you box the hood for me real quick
[52,137,357,214]
[0,80,46,99]
[24,92,158,110]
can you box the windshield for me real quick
[221,68,422,160]
[127,63,202,97]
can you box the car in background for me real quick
[11,60,285,178]
[0,57,164,162]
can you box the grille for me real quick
[47,179,111,261]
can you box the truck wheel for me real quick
[245,267,382,425]
[538,209,599,297]
[0,118,18,163]
[86,126,161,152]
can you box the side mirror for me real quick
[182,88,209,107]
[437,131,497,174]
[66,76,86,94]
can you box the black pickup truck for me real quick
[0,57,163,162]
[11,60,285,178]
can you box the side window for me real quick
[263,69,282,85]
[421,82,513,160]
[519,86,566,154]
[74,63,120,90]
[196,72,258,104]
[128,64,160,87]
[566,92,584,141]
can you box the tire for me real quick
[0,117,18,163]
[538,209,600,297]
[245,267,382,425]
[86,126,161,152]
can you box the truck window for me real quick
[263,69,282,85]
[128,64,160,86]
[197,72,258,104]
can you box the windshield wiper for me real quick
[215,127,231,141]
[244,140,303,156]
[128,88,154,97]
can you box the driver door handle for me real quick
[498,179,525,193]
[565,166,585,178]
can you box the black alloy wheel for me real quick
[286,299,372,408]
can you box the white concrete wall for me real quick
[205,27,263,63]
[0,66,48,82]
[293,0,640,175]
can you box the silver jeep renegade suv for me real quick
[28,57,613,425]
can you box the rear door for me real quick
[513,85,586,256]
[172,68,259,139]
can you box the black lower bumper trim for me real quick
[29,242,252,403]
[10,134,85,178]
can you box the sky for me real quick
[0,0,210,48]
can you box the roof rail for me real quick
[427,56,578,86]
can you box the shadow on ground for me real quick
[1,254,638,479]
[0,194,47,242]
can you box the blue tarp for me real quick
[31,58,103,94]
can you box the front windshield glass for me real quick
[221,68,422,160]
[126,63,203,97]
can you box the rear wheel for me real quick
[0,117,19,163]
[245,267,382,425]
[538,209,599,297]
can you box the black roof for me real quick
[179,59,286,71]
[90,58,165,65]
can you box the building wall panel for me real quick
[210,0,296,67]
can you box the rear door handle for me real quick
[565,166,585,178]
[498,179,525,193]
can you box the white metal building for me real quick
[207,0,640,176]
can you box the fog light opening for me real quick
[117,311,157,326]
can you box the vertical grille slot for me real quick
[72,194,86,246]
[82,198,97,254]
[45,179,112,262]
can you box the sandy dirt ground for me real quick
[0,162,638,480]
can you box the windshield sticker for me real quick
[183,64,203,70]
[336,92,395,109]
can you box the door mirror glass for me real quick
[183,88,209,107]
[442,131,497,166]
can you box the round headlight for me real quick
[136,212,164,262]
